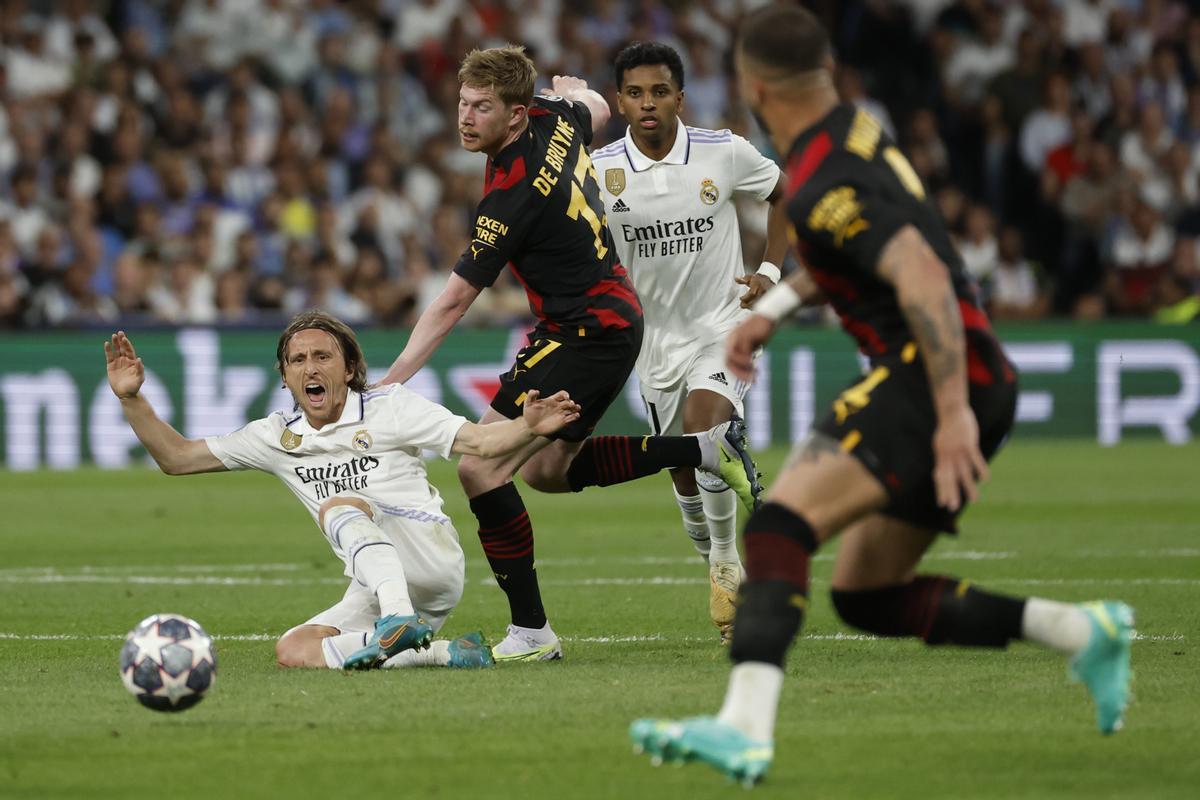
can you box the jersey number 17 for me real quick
[565,144,609,260]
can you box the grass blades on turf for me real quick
[0,441,1197,799]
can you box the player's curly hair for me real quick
[276,310,368,392]
[614,42,685,90]
[458,45,537,107]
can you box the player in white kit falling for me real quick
[591,43,790,642]
[103,311,580,671]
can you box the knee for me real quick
[518,460,569,493]
[457,455,501,494]
[317,496,371,530]
[275,632,310,669]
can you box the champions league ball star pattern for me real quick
[120,614,217,712]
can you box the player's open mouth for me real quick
[305,383,326,406]
[460,130,478,142]
[639,116,659,129]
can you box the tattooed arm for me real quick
[876,225,988,511]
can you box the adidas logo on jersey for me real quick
[612,198,631,212]
[707,372,728,385]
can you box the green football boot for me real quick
[447,631,495,669]
[630,716,773,787]
[343,613,433,671]
[709,415,764,513]
[1069,601,1135,734]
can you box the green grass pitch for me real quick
[1,441,1197,798]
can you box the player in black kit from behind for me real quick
[379,46,761,662]
[630,4,1134,786]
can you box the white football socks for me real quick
[673,487,711,561]
[697,470,740,566]
[717,662,783,743]
[321,634,452,668]
[693,429,720,473]
[383,640,451,668]
[1021,598,1093,654]
[321,631,369,668]
[323,506,415,618]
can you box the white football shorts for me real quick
[303,510,465,634]
[639,337,754,436]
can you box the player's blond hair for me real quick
[458,46,536,107]
[276,310,368,392]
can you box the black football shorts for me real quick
[812,346,1017,533]
[490,323,642,442]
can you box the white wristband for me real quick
[753,282,802,323]
[755,261,781,284]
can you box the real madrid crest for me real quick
[700,179,719,205]
[605,167,626,196]
[280,429,303,451]
[352,429,373,451]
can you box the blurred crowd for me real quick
[1,0,1198,330]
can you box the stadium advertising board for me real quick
[0,323,1197,470]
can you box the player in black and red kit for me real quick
[631,5,1134,785]
[380,46,761,662]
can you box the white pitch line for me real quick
[0,631,1183,643]
[3,573,1200,588]
[0,574,344,587]
[0,563,311,576]
[506,576,1200,588]
[4,547,1194,579]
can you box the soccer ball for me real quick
[119,613,217,712]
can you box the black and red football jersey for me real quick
[453,95,642,341]
[784,103,1013,386]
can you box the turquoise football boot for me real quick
[343,613,433,671]
[1069,601,1135,734]
[630,716,773,787]
[447,631,495,669]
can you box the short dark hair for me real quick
[614,42,685,90]
[737,4,831,76]
[276,310,368,392]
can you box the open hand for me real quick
[932,405,989,512]
[521,389,582,436]
[543,75,590,98]
[726,314,775,383]
[736,273,776,309]
[104,331,145,400]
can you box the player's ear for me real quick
[510,102,528,127]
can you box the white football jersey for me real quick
[206,385,467,527]
[591,123,781,388]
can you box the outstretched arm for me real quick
[545,75,611,135]
[451,390,581,458]
[379,273,482,386]
[876,224,988,512]
[105,332,226,475]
